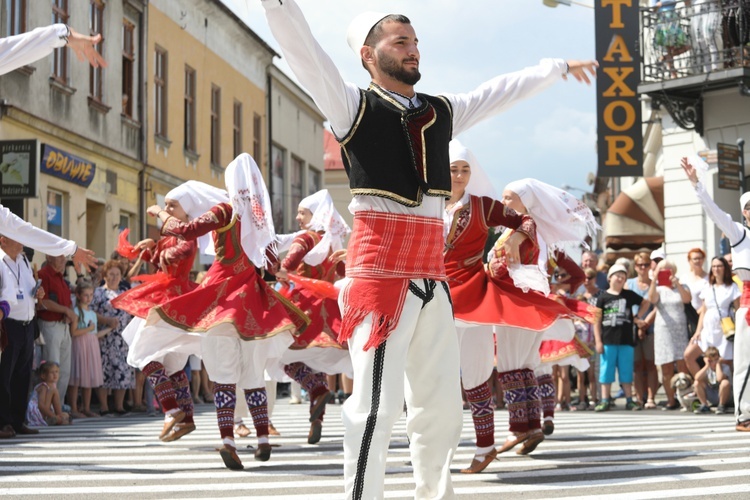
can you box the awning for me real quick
[604,177,664,252]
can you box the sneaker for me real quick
[694,404,711,414]
[626,401,642,411]
[594,400,610,412]
[715,405,727,414]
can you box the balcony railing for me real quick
[641,0,749,83]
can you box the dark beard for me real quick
[377,51,421,86]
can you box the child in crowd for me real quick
[27,362,71,426]
[68,280,111,418]
[694,346,732,414]
[594,264,649,412]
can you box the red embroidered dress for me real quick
[444,195,535,321]
[111,233,198,318]
[280,230,345,349]
[470,227,584,331]
[152,203,309,339]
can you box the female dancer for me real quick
[113,181,225,442]
[487,178,599,456]
[443,141,595,472]
[274,189,352,444]
[146,154,309,469]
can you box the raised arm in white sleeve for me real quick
[445,58,567,136]
[0,24,68,76]
[693,181,746,245]
[262,0,361,138]
[0,204,77,256]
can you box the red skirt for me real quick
[280,285,343,349]
[153,265,309,340]
[111,273,197,319]
[454,270,579,332]
[540,336,593,364]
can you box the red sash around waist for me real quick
[340,211,445,351]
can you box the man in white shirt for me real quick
[0,234,44,438]
[0,24,106,271]
[263,2,596,497]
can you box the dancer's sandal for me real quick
[497,432,529,454]
[163,423,196,442]
[308,419,323,444]
[460,447,499,474]
[254,442,272,461]
[159,410,185,441]
[516,429,544,455]
[309,391,334,423]
[219,445,244,470]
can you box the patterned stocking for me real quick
[537,373,556,420]
[143,361,178,413]
[213,383,237,441]
[464,381,495,448]
[523,369,542,431]
[244,388,269,437]
[169,370,195,425]
[500,369,529,434]
[284,362,329,421]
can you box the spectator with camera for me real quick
[694,346,732,414]
[648,259,692,410]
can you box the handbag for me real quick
[713,286,735,342]
[684,302,699,341]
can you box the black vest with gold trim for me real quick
[337,83,453,207]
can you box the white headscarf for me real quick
[504,178,600,253]
[448,140,498,200]
[298,189,351,266]
[166,181,229,256]
[225,153,276,269]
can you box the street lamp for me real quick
[543,0,594,8]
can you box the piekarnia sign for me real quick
[40,144,96,188]
[595,0,643,177]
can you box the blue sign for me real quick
[40,144,96,187]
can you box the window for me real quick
[122,20,135,117]
[308,167,321,195]
[52,0,69,83]
[271,145,285,231]
[89,1,104,101]
[46,190,64,237]
[7,0,26,36]
[119,213,132,242]
[210,85,221,167]
[291,157,303,211]
[253,113,262,162]
[233,101,242,158]
[183,66,196,152]
[154,47,168,137]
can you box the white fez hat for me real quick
[346,11,388,55]
[741,192,750,210]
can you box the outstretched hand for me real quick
[563,60,598,85]
[72,247,98,271]
[67,28,107,69]
[680,157,699,187]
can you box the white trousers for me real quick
[201,331,294,388]
[39,320,71,401]
[495,326,545,373]
[124,317,202,375]
[734,307,750,424]
[456,325,495,390]
[342,279,462,500]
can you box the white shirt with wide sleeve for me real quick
[262,0,566,219]
[0,204,77,256]
[0,24,68,76]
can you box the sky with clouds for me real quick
[223,0,598,195]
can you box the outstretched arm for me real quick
[0,24,106,76]
[446,59,597,136]
[262,0,361,137]
[681,157,745,244]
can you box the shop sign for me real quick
[0,139,37,198]
[40,144,96,187]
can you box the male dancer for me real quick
[263,2,597,497]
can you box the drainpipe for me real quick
[138,3,149,241]
[266,65,273,218]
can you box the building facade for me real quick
[0,0,146,263]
